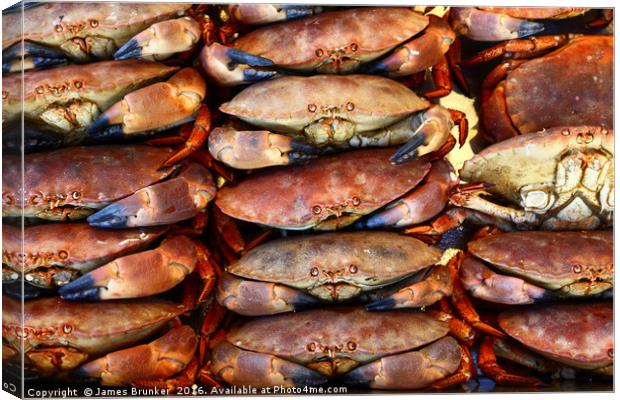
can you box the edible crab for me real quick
[460,231,613,304]
[2,296,196,386]
[215,148,456,230]
[216,231,452,316]
[479,301,613,385]
[473,35,612,143]
[2,145,216,227]
[200,7,456,89]
[210,307,474,389]
[208,74,466,168]
[449,126,613,230]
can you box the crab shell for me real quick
[482,36,612,142]
[216,148,432,230]
[459,126,613,229]
[2,60,178,143]
[2,223,167,288]
[219,74,429,138]
[232,7,429,73]
[218,231,442,314]
[476,7,589,19]
[463,231,613,301]
[499,301,613,370]
[211,307,461,389]
[2,3,190,60]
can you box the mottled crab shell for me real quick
[2,145,177,219]
[2,296,186,354]
[468,231,613,291]
[484,36,612,139]
[2,3,190,52]
[499,301,613,369]
[2,60,178,130]
[228,231,442,290]
[233,7,429,72]
[477,7,588,19]
[460,126,613,205]
[226,308,450,367]
[2,223,167,284]
[216,148,432,230]
[219,74,429,135]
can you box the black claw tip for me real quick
[58,275,98,301]
[360,60,389,75]
[87,205,130,228]
[60,286,101,302]
[366,297,396,311]
[390,134,425,164]
[242,68,277,83]
[114,39,142,60]
[292,370,328,387]
[342,370,371,387]
[227,48,274,67]
[517,21,545,38]
[352,215,384,230]
[88,116,125,140]
[292,294,322,312]
[284,6,316,20]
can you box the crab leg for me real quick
[430,343,476,390]
[208,126,320,169]
[59,236,200,301]
[114,17,201,61]
[363,16,455,78]
[463,34,569,65]
[478,336,544,386]
[75,325,197,387]
[356,159,458,229]
[344,337,462,389]
[450,7,544,41]
[88,68,206,140]
[211,342,327,388]
[228,4,322,25]
[87,163,216,228]
[217,273,321,316]
[199,43,278,87]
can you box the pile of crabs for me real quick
[1,2,613,393]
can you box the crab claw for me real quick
[59,236,198,301]
[364,16,455,77]
[228,4,322,25]
[209,126,320,169]
[74,325,197,386]
[87,163,216,228]
[3,42,67,74]
[88,68,205,140]
[199,43,277,87]
[450,7,545,41]
[114,17,201,61]
[390,106,454,164]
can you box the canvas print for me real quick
[1,2,613,398]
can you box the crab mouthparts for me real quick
[307,356,359,376]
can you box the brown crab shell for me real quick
[2,3,190,51]
[233,7,429,72]
[216,148,432,230]
[219,74,429,135]
[227,231,442,290]
[468,231,613,291]
[2,145,177,218]
[459,126,613,205]
[2,60,178,128]
[2,223,167,276]
[477,7,589,19]
[2,296,186,355]
[226,307,450,367]
[499,301,613,369]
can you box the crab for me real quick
[216,231,455,316]
[459,230,613,305]
[2,2,201,73]
[2,60,209,160]
[200,7,457,91]
[2,295,197,386]
[1,145,216,227]
[469,35,612,143]
[215,148,458,231]
[1,222,219,304]
[449,7,592,41]
[446,126,613,230]
[210,307,474,389]
[225,4,323,25]
[479,301,613,385]
[208,74,466,169]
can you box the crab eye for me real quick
[347,341,357,351]
[312,205,322,214]
[307,342,316,352]
[346,102,355,111]
[348,264,358,274]
[351,196,361,206]
[310,267,319,277]
[350,43,358,52]
[572,264,583,273]
[58,250,68,260]
[608,348,614,358]
[315,49,324,57]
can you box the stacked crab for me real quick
[1,2,614,394]
[1,2,228,390]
